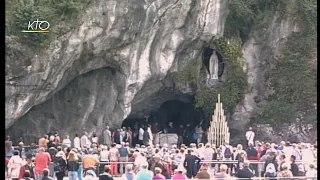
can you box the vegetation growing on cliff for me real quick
[223,0,317,136]
[171,60,201,84]
[6,0,90,50]
[194,37,247,111]
[258,0,317,136]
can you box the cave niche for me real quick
[122,100,209,132]
[202,47,224,78]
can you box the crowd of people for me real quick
[5,125,318,180]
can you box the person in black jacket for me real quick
[184,149,201,179]
[290,155,299,177]
[67,151,79,180]
[99,165,114,180]
[176,124,184,148]
[236,161,254,180]
[53,151,67,180]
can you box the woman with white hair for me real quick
[278,163,293,180]
[134,163,153,179]
[121,164,135,180]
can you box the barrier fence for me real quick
[78,160,313,178]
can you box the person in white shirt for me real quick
[80,132,89,149]
[73,133,80,149]
[91,132,98,146]
[245,127,255,147]
[305,164,317,180]
[62,135,72,148]
[147,125,153,146]
[138,126,144,145]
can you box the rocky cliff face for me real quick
[6,0,229,138]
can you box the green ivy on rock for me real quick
[194,37,247,111]
[6,0,91,50]
[171,60,201,84]
[254,0,317,128]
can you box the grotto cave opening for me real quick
[122,100,211,133]
[202,47,224,79]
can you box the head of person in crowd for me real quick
[23,170,31,178]
[187,149,192,155]
[181,144,186,149]
[248,143,254,148]
[140,163,148,170]
[265,142,271,149]
[87,148,94,154]
[154,167,163,176]
[309,164,316,170]
[125,142,130,147]
[68,151,78,161]
[290,155,296,163]
[220,164,228,172]
[25,153,33,164]
[281,163,290,171]
[279,154,286,162]
[237,144,243,151]
[42,168,50,177]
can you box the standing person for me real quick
[118,142,129,175]
[305,164,317,180]
[278,163,293,179]
[38,135,46,148]
[103,126,112,148]
[153,167,166,180]
[73,133,80,150]
[62,135,72,148]
[184,124,193,146]
[80,132,89,149]
[290,155,299,177]
[67,151,80,180]
[245,127,255,147]
[147,125,153,146]
[41,169,55,180]
[195,125,203,144]
[7,150,23,180]
[113,129,121,144]
[108,143,119,176]
[138,125,145,145]
[291,143,302,161]
[91,132,98,146]
[246,143,259,176]
[34,148,51,180]
[53,150,66,180]
[172,167,187,180]
[120,128,125,143]
[135,163,153,179]
[82,149,99,175]
[184,149,201,179]
[166,122,175,133]
[143,127,150,146]
[127,127,133,146]
[176,125,184,148]
[121,164,135,180]
[19,154,35,179]
[236,161,254,179]
[5,136,13,159]
[54,132,61,144]
[99,165,114,180]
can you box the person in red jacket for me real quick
[19,154,35,180]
